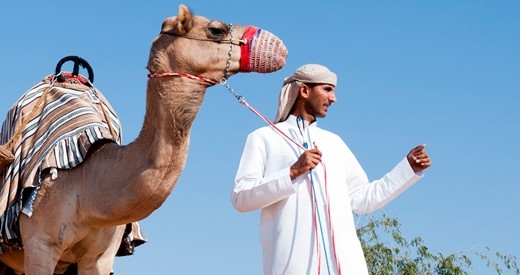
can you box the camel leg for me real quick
[75,225,125,275]
[20,225,123,275]
[21,236,61,275]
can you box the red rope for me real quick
[322,160,342,274]
[240,99,306,151]
[147,72,219,86]
[310,179,323,274]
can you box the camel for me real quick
[0,4,287,274]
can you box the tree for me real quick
[357,213,519,274]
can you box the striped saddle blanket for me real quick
[0,74,145,254]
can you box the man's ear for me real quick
[299,85,310,99]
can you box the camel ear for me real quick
[160,5,193,36]
[175,4,193,35]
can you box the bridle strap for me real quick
[160,31,247,46]
[147,72,219,86]
[160,23,247,46]
[149,24,238,85]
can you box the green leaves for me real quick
[356,213,519,274]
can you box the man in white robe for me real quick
[232,64,431,275]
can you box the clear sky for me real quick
[1,1,519,274]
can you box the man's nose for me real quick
[329,92,336,103]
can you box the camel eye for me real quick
[208,27,227,39]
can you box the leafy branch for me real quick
[356,213,519,275]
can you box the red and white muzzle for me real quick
[239,26,288,74]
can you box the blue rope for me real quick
[304,141,332,275]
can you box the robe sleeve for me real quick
[231,130,297,212]
[348,156,423,214]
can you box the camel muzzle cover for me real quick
[239,26,288,74]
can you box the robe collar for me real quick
[283,115,318,128]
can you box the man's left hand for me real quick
[407,144,431,173]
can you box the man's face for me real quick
[305,83,336,119]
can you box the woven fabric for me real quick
[0,76,122,251]
[240,26,287,73]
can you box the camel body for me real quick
[0,4,287,274]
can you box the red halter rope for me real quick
[147,72,219,86]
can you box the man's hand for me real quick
[407,144,431,173]
[290,149,322,180]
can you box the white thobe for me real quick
[232,115,423,275]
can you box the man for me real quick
[232,64,431,274]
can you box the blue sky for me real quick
[1,1,519,274]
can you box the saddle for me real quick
[0,56,99,174]
[0,56,144,255]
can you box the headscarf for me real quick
[273,64,337,123]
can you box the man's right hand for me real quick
[290,149,322,180]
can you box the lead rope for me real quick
[298,117,332,275]
[222,80,305,150]
[222,82,341,275]
[317,146,342,274]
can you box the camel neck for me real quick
[84,77,207,225]
[133,77,205,176]
[141,78,204,143]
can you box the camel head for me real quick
[146,4,288,83]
